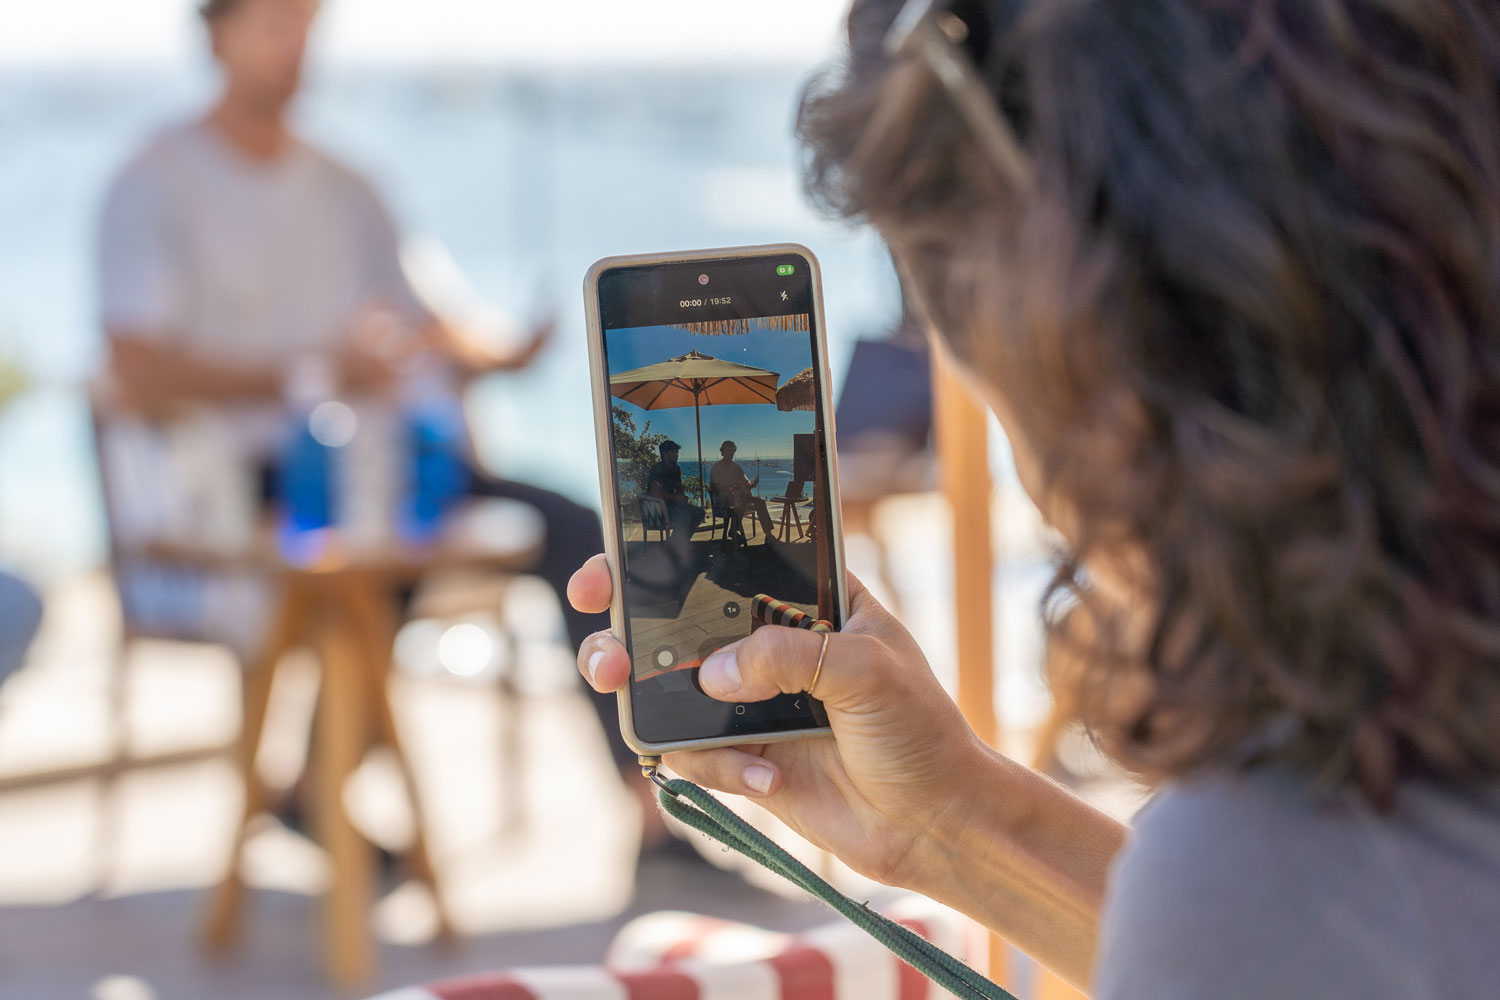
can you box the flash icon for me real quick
[780,291,788,302]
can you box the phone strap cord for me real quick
[651,772,1021,1000]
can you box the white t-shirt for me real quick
[95,120,433,654]
[98,118,430,367]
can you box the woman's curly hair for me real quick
[799,0,1500,807]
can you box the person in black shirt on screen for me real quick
[646,440,705,535]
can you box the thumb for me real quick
[697,625,882,709]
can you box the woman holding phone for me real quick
[571,0,1500,994]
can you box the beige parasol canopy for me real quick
[610,350,779,410]
[610,350,780,503]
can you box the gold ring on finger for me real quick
[808,630,830,698]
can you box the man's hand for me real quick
[504,318,555,370]
[107,334,283,405]
[433,316,556,375]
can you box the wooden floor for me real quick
[621,534,818,680]
[0,574,838,1000]
[619,504,805,545]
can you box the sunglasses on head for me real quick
[883,0,1033,191]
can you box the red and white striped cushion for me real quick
[369,897,983,1000]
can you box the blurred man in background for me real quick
[98,0,657,852]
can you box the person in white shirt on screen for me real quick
[709,440,774,541]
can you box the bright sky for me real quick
[3,0,852,67]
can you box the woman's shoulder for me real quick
[1093,767,1500,999]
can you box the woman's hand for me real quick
[567,553,992,890]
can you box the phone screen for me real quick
[596,250,839,745]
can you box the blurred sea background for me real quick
[0,1,902,582]
[0,1,1054,732]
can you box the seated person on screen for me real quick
[646,440,705,536]
[709,440,774,541]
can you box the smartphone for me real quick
[584,244,848,756]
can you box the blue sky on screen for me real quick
[606,317,815,460]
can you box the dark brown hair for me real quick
[800,0,1500,807]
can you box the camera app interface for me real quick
[598,254,836,738]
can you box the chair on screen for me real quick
[708,485,756,547]
[638,495,671,542]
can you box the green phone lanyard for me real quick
[644,764,1021,1000]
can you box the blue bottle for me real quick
[277,359,338,560]
[401,362,467,542]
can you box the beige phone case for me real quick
[583,243,848,757]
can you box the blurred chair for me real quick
[366,894,985,1000]
[637,494,670,543]
[82,384,258,883]
[88,385,543,986]
[0,571,42,688]
[834,333,936,612]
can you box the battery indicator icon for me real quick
[776,264,795,276]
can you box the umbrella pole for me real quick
[694,386,706,508]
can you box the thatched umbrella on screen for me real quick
[610,350,780,505]
[671,315,809,338]
[776,366,816,412]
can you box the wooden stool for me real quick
[767,495,809,541]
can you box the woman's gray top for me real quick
[1094,766,1500,998]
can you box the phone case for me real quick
[583,243,848,757]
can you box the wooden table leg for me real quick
[203,584,305,952]
[344,584,458,943]
[314,607,375,987]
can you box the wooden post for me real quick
[814,428,831,621]
[934,352,997,744]
[933,350,1008,985]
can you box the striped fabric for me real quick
[749,594,833,634]
[368,897,982,1000]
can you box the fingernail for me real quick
[587,650,605,685]
[699,649,741,695]
[744,765,774,795]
